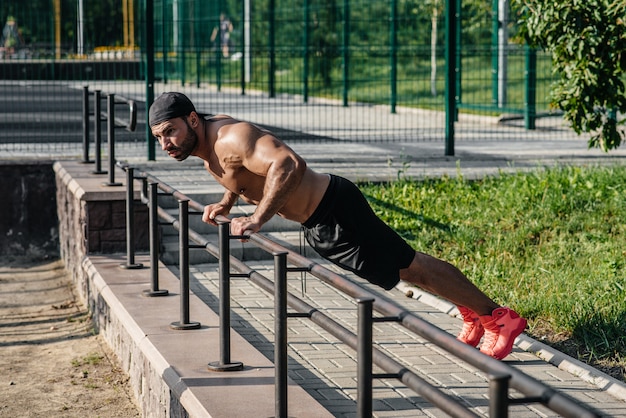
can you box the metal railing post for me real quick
[143,181,168,297]
[103,94,121,186]
[171,199,201,330]
[208,220,244,371]
[91,90,106,175]
[357,297,375,417]
[81,86,92,163]
[274,251,289,418]
[121,167,143,269]
[489,373,511,418]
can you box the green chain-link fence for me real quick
[0,0,576,156]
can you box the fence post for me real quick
[81,86,92,163]
[121,167,143,269]
[91,90,106,174]
[444,0,457,156]
[103,94,122,186]
[524,45,537,130]
[302,0,310,103]
[389,0,397,114]
[143,181,169,297]
[357,297,375,417]
[207,220,244,371]
[274,251,289,418]
[171,199,201,330]
[268,0,276,98]
[342,0,350,106]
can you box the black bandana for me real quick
[149,92,196,127]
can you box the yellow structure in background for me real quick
[54,0,61,59]
[122,0,136,51]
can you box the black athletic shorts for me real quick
[302,174,415,290]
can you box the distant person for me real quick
[1,16,23,57]
[148,92,528,360]
[210,13,233,58]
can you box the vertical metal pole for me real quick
[491,0,499,106]
[268,0,276,98]
[171,199,200,330]
[143,182,168,297]
[208,221,243,371]
[274,252,288,418]
[244,0,251,84]
[146,0,156,160]
[342,0,350,106]
[444,0,457,156]
[178,0,186,87]
[455,0,462,118]
[389,0,397,114]
[81,86,92,163]
[497,0,509,108]
[195,11,201,89]
[92,90,106,174]
[489,373,511,418]
[121,167,143,269]
[219,221,230,362]
[240,2,246,94]
[103,94,121,186]
[524,45,537,130]
[302,0,310,103]
[216,13,222,91]
[357,297,375,417]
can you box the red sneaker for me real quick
[479,307,527,360]
[456,306,484,347]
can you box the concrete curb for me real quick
[82,256,212,418]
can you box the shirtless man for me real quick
[149,92,527,360]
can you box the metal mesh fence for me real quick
[0,0,580,157]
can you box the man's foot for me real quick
[479,307,527,360]
[456,306,484,347]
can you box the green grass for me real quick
[359,165,626,368]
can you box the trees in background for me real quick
[514,0,626,151]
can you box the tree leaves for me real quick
[513,0,626,151]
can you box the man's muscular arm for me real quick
[229,127,307,235]
[251,148,305,226]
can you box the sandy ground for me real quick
[0,258,140,417]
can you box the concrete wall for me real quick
[0,161,59,261]
[53,161,174,417]
[54,161,149,297]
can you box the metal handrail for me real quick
[118,164,600,418]
[81,87,137,181]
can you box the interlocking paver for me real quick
[184,254,626,417]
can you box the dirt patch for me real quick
[0,258,140,417]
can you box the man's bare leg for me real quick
[399,251,498,315]
[399,251,527,360]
